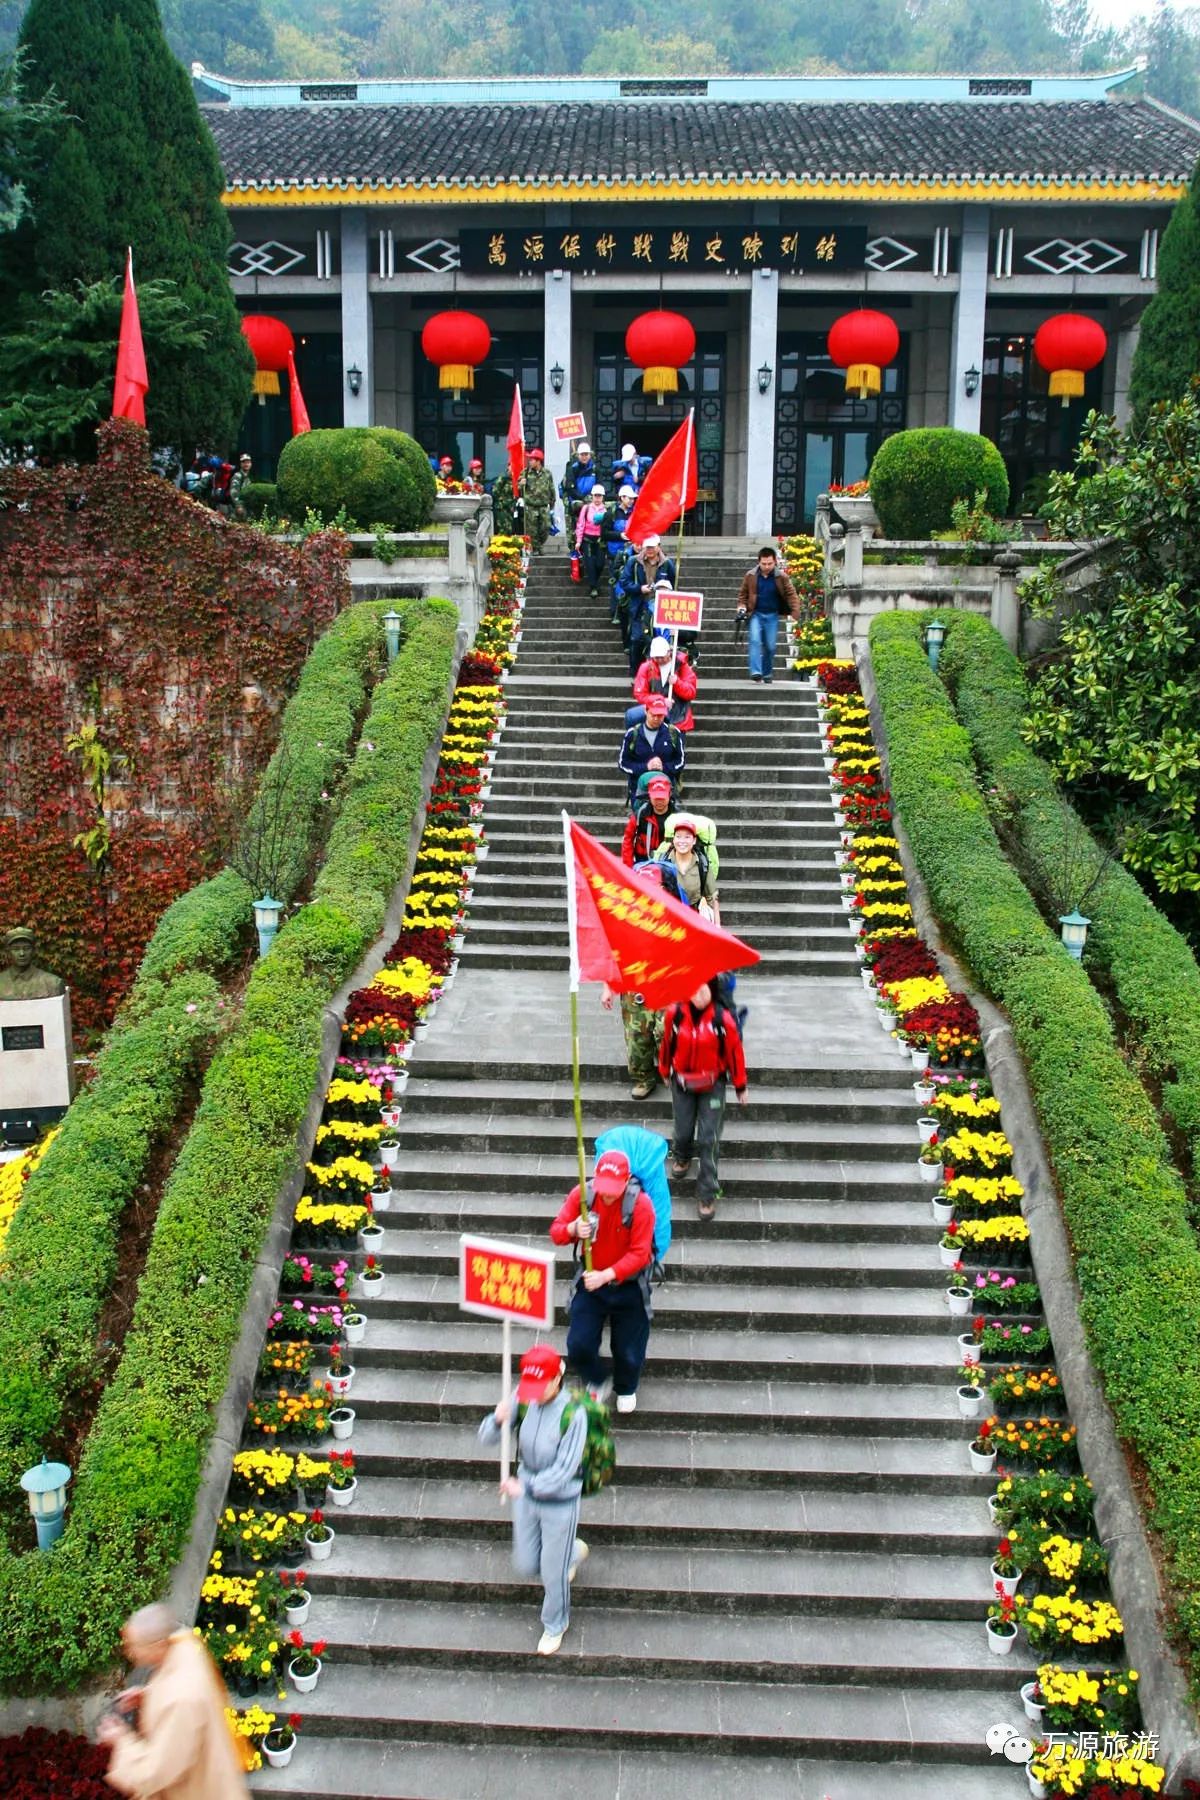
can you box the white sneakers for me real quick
[537,1630,564,1656]
[569,1539,589,1584]
[616,1393,637,1414]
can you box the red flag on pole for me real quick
[507,385,525,490]
[111,248,148,427]
[287,350,311,435]
[563,813,759,1007]
[626,409,697,544]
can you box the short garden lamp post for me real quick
[21,1456,71,1550]
[382,608,402,664]
[253,894,284,957]
[925,617,948,670]
[1058,909,1090,959]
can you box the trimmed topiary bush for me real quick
[869,428,1010,539]
[239,479,277,519]
[277,427,435,530]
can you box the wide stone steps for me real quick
[390,1108,919,1163]
[391,1152,927,1200]
[395,1076,917,1123]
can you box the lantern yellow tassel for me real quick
[844,363,881,399]
[438,364,475,392]
[1048,368,1084,399]
[643,365,679,394]
[252,370,281,397]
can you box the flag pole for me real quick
[667,408,695,691]
[562,812,594,1271]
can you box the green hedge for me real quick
[868,427,1009,538]
[0,604,383,1549]
[870,609,1200,1696]
[277,427,435,531]
[938,613,1200,1170]
[0,598,456,1690]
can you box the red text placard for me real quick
[459,1233,555,1329]
[553,413,588,442]
[653,589,704,633]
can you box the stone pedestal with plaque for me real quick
[0,994,76,1143]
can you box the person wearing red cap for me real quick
[550,1148,656,1413]
[479,1345,589,1656]
[618,692,685,807]
[620,771,673,867]
[465,457,486,494]
[523,449,556,552]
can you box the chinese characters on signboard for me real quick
[653,590,705,633]
[459,1234,556,1329]
[459,224,868,275]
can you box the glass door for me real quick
[773,334,905,534]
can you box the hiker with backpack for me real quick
[478,1345,590,1657]
[659,979,748,1221]
[627,635,698,732]
[618,692,685,808]
[620,771,674,866]
[550,1147,656,1413]
[654,814,719,922]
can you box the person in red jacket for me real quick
[620,772,673,867]
[627,636,698,731]
[658,981,748,1221]
[550,1147,656,1414]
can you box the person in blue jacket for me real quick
[618,691,685,806]
[479,1344,589,1657]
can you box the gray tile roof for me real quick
[207,98,1200,194]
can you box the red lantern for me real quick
[828,310,900,399]
[1034,314,1108,404]
[241,315,295,402]
[421,310,492,397]
[625,311,696,405]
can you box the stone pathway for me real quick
[253,547,1020,1797]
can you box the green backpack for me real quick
[518,1390,617,1498]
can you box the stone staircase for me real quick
[254,544,1018,1798]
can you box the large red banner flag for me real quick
[626,409,697,545]
[507,384,525,490]
[111,248,148,427]
[563,813,759,1008]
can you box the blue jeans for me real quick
[566,1279,651,1395]
[748,610,779,679]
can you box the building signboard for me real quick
[460,224,868,275]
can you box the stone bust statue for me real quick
[0,928,66,1000]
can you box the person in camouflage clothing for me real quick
[491,469,519,536]
[602,982,662,1100]
[523,448,557,552]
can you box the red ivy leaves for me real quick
[0,1728,111,1795]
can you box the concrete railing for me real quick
[339,495,493,636]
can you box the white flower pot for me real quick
[414,1021,429,1041]
[360,1225,385,1252]
[860,969,874,990]
[918,1161,941,1184]
[451,934,465,953]
[476,843,489,862]
[910,1046,930,1071]
[342,1313,367,1346]
[327,1477,358,1508]
[854,943,867,963]
[447,958,460,981]
[358,1271,385,1300]
[931,1197,954,1225]
[370,1187,392,1213]
[303,1528,335,1562]
[985,1621,1016,1656]
[917,1116,939,1144]
[288,1656,322,1693]
[957,1385,985,1418]
[264,1739,296,1768]
[959,1333,981,1366]
[992,1562,1021,1599]
[1021,1681,1045,1727]
[380,1106,401,1129]
[1028,1771,1048,1800]
[946,1287,972,1316]
[391,1070,409,1096]
[380,1143,400,1169]
[913,1081,935,1106]
[895,1036,911,1061]
[283,1592,310,1627]
[987,1493,1002,1524]
[326,1365,355,1397]
[940,1242,961,1268]
[330,1406,355,1441]
[969,1445,998,1473]
[841,895,854,912]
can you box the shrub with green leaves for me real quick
[277,427,435,531]
[868,428,1010,539]
[870,607,1200,1699]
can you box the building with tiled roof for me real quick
[201,66,1200,530]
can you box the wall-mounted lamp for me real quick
[549,364,565,395]
[346,364,363,397]
[964,365,981,398]
[21,1457,72,1551]
[1058,909,1091,959]
[757,363,773,395]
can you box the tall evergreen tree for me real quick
[1129,158,1200,418]
[1,0,252,452]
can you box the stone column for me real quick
[949,204,989,434]
[544,271,572,515]
[991,548,1022,651]
[1113,320,1140,427]
[341,208,373,427]
[745,270,779,537]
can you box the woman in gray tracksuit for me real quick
[479,1344,589,1656]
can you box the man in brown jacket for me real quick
[735,544,801,684]
[101,1604,251,1800]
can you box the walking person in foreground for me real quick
[100,1602,251,1799]
[659,980,748,1221]
[736,544,801,684]
[550,1147,656,1413]
[479,1345,589,1657]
